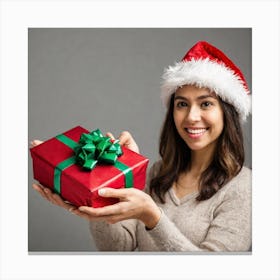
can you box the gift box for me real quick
[30,126,149,208]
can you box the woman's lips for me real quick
[184,127,208,139]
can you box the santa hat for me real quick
[161,41,251,121]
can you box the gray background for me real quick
[28,28,252,252]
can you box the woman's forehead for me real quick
[175,85,217,98]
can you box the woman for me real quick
[32,41,252,251]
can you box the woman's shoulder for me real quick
[231,166,251,185]
[220,166,252,198]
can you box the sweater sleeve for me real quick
[200,169,252,251]
[145,210,204,251]
[89,219,138,251]
[146,168,252,252]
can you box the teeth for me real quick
[186,128,207,134]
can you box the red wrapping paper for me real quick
[30,126,149,207]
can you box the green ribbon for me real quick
[53,156,76,194]
[74,129,123,170]
[53,129,133,195]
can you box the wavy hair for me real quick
[149,93,244,203]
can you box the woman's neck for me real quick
[190,148,214,175]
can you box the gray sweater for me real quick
[89,163,251,252]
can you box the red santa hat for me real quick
[161,41,251,121]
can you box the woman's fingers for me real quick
[32,183,111,222]
[106,131,139,153]
[30,140,43,147]
[118,131,139,153]
[51,193,75,210]
[41,187,59,205]
[106,132,115,140]
[79,202,125,217]
[32,183,76,211]
[32,183,51,201]
[118,131,132,146]
[98,187,128,199]
[70,208,114,222]
[107,131,133,146]
[77,205,131,224]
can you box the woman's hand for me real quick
[33,183,161,228]
[79,187,162,229]
[32,183,91,220]
[106,131,140,154]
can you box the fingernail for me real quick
[98,189,106,196]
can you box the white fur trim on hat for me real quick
[161,58,251,121]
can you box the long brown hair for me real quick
[149,93,244,203]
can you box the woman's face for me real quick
[173,85,224,154]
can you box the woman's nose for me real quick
[185,106,201,122]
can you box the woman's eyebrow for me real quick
[197,94,217,100]
[174,94,217,101]
[174,95,188,101]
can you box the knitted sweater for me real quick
[89,163,252,252]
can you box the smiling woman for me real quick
[32,40,252,252]
[152,84,245,205]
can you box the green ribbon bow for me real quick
[53,128,133,195]
[74,129,123,170]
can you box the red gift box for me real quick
[30,126,149,208]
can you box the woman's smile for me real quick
[184,127,209,139]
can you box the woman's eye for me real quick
[176,101,188,108]
[201,101,212,108]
